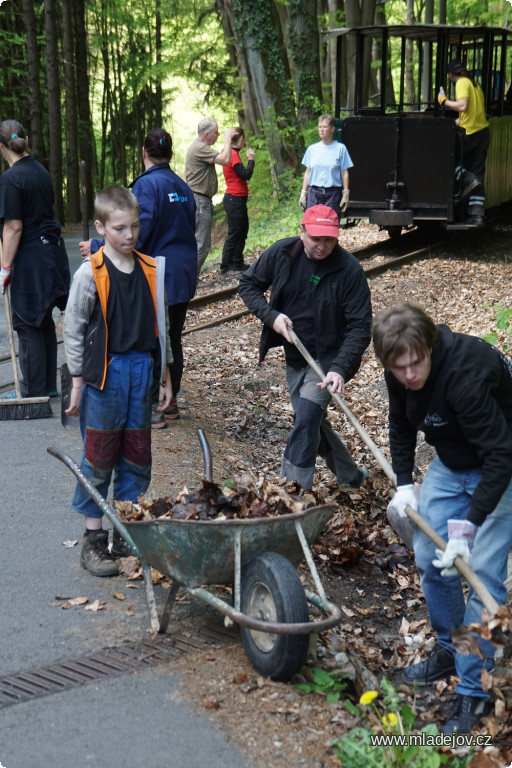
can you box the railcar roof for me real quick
[322,24,512,44]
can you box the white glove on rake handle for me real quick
[386,483,418,519]
[432,519,478,577]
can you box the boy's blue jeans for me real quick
[72,351,153,519]
[414,455,512,699]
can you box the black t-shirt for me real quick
[281,250,326,368]
[105,255,157,354]
[0,155,58,241]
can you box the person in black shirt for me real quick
[239,205,372,490]
[373,302,512,735]
[0,119,69,397]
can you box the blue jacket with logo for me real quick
[92,164,197,306]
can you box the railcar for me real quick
[326,25,512,235]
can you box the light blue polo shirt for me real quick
[302,140,353,188]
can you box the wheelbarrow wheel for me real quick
[240,552,309,682]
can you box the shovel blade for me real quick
[387,506,415,550]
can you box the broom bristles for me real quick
[0,400,53,420]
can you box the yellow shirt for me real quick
[455,77,489,135]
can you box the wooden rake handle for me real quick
[288,326,499,615]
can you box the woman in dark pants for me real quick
[85,128,197,426]
[220,128,255,276]
[0,119,69,397]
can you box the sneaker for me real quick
[441,694,491,735]
[111,527,134,559]
[470,214,484,227]
[164,398,179,420]
[402,646,455,686]
[151,404,166,429]
[80,530,119,577]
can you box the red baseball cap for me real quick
[301,205,340,236]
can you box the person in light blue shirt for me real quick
[299,114,353,219]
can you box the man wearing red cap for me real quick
[239,205,372,490]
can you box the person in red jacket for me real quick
[220,128,255,276]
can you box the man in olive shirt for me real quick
[185,119,235,273]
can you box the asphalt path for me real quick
[0,232,252,768]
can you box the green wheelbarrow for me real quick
[48,431,342,681]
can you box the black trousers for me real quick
[221,194,249,271]
[152,301,189,403]
[12,305,58,397]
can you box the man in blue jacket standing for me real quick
[239,205,371,490]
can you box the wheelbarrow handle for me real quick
[47,446,142,557]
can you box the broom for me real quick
[0,284,53,420]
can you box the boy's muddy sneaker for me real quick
[151,404,166,429]
[80,530,119,577]
[164,398,179,420]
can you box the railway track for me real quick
[183,233,444,336]
[0,227,471,392]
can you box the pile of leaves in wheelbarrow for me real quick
[115,475,329,522]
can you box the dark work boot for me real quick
[441,695,491,734]
[402,646,455,686]
[111,527,135,559]
[80,530,119,577]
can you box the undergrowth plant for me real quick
[482,301,512,352]
[332,678,473,768]
[293,667,348,703]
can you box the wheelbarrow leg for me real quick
[142,563,181,633]
[157,580,181,634]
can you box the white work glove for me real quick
[299,189,308,211]
[432,519,477,577]
[340,189,350,213]
[387,484,418,519]
[438,87,447,106]
[0,265,12,294]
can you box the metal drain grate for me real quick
[0,627,237,708]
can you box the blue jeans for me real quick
[72,351,153,519]
[414,456,512,699]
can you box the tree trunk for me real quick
[74,0,96,221]
[20,0,45,163]
[405,0,415,108]
[155,0,163,127]
[62,0,80,222]
[288,0,323,125]
[44,0,65,223]
[232,0,301,193]
[215,0,257,132]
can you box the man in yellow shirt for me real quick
[438,60,490,226]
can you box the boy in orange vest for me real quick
[63,186,172,576]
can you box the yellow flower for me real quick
[359,690,379,706]
[382,712,398,728]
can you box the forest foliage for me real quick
[0,0,509,223]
